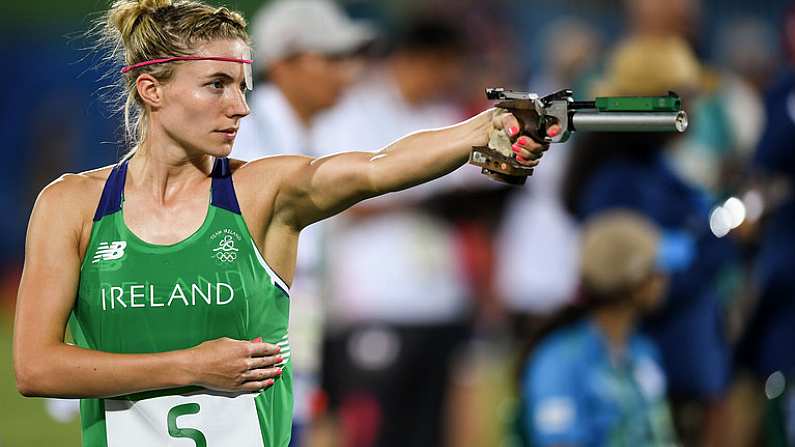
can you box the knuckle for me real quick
[237,359,250,372]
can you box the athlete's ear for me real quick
[135,73,164,109]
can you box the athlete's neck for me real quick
[128,141,213,205]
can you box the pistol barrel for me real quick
[571,110,688,133]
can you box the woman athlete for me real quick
[12,0,554,445]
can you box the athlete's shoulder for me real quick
[39,165,112,199]
[34,165,115,218]
[230,155,313,187]
[232,154,311,171]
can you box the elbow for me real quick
[15,366,42,397]
[14,357,49,397]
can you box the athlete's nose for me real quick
[227,88,250,119]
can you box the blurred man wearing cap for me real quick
[232,1,375,445]
[234,0,374,160]
[519,210,677,446]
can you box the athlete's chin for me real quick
[204,144,233,158]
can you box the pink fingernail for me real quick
[508,126,519,136]
[252,337,262,343]
[276,368,283,375]
[516,155,527,162]
[548,127,560,137]
[518,136,529,145]
[512,144,521,154]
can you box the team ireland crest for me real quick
[210,228,242,264]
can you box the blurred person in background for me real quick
[667,17,777,197]
[563,36,739,446]
[625,0,773,198]
[496,19,605,447]
[310,17,492,447]
[519,210,677,446]
[234,0,374,159]
[712,16,778,160]
[734,3,795,445]
[231,0,375,444]
[624,0,702,46]
[495,17,604,337]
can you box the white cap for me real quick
[251,0,376,70]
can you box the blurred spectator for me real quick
[231,1,375,445]
[624,0,774,197]
[235,0,373,157]
[624,0,703,46]
[495,18,603,330]
[519,210,677,446]
[666,16,778,196]
[310,17,488,447]
[714,17,779,94]
[735,4,795,444]
[564,36,739,446]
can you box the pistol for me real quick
[469,88,688,185]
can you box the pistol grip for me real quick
[469,146,532,185]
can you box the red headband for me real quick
[120,56,253,74]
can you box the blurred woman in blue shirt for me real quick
[520,210,677,446]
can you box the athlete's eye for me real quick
[208,80,224,90]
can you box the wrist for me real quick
[171,348,197,387]
[467,107,498,147]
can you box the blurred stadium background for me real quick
[2,0,795,446]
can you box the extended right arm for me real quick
[13,175,280,398]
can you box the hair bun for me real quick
[137,0,173,13]
[108,0,173,40]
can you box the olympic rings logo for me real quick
[212,234,239,263]
[215,251,238,262]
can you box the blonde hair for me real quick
[98,0,249,156]
[580,210,660,296]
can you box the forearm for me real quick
[366,108,495,194]
[16,342,193,399]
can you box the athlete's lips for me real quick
[216,128,238,139]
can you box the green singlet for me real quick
[69,158,293,446]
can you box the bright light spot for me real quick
[348,327,399,370]
[723,197,746,229]
[765,371,787,400]
[743,190,764,222]
[710,206,732,238]
[46,398,80,423]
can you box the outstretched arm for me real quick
[270,108,552,229]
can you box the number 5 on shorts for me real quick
[168,403,207,447]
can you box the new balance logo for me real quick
[92,241,127,263]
